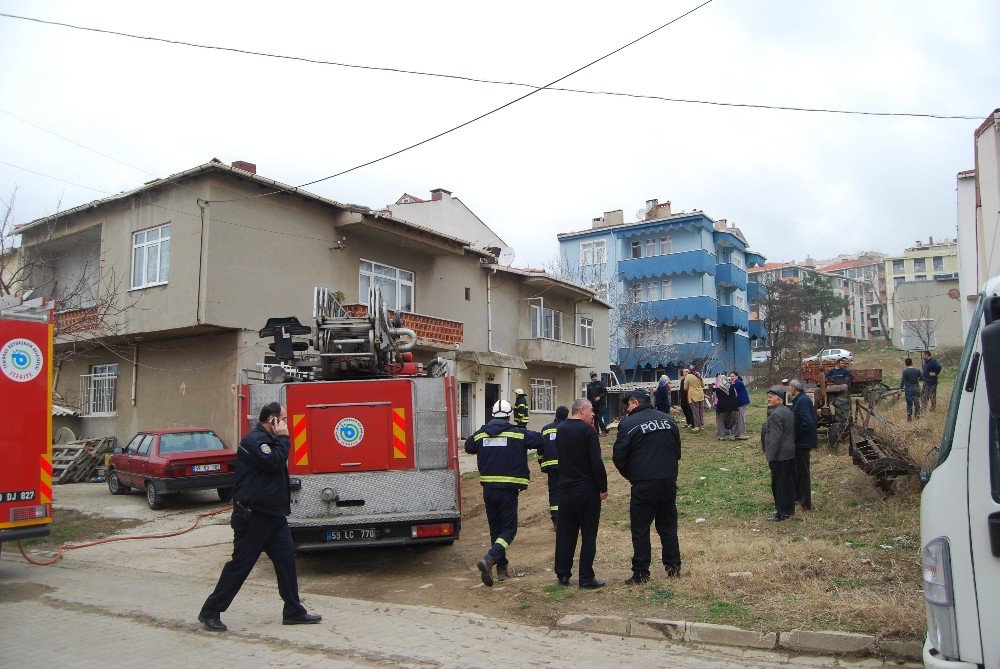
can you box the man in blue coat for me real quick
[921,350,942,411]
[789,379,817,510]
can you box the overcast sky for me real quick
[1,1,997,270]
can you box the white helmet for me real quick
[513,388,525,395]
[492,400,513,418]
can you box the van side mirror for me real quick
[980,318,1000,418]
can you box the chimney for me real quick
[591,216,605,228]
[430,188,452,201]
[929,236,934,244]
[231,160,257,174]
[645,199,672,220]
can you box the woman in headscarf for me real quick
[713,373,739,440]
[684,368,705,431]
[654,374,672,413]
[730,371,752,440]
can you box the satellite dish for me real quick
[498,247,515,267]
[635,209,646,221]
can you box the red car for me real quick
[107,428,236,509]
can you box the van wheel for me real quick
[108,469,130,495]
[217,487,233,503]
[146,483,164,510]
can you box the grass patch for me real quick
[542,583,571,600]
[517,603,532,610]
[460,471,480,481]
[20,507,143,550]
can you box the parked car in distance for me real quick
[107,428,236,510]
[751,350,772,364]
[802,348,853,363]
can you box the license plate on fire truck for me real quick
[192,463,221,472]
[326,528,377,541]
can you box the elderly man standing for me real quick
[789,379,818,510]
[761,389,796,521]
[613,388,682,583]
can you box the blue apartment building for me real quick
[558,200,766,380]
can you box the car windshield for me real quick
[159,432,226,454]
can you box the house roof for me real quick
[749,262,794,272]
[557,210,709,239]
[817,258,883,273]
[490,265,613,308]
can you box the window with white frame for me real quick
[892,259,905,273]
[645,239,656,258]
[659,279,672,300]
[359,259,414,312]
[630,282,642,303]
[647,281,658,301]
[579,240,606,266]
[913,257,926,273]
[131,224,170,289]
[80,363,118,415]
[631,240,642,259]
[659,236,672,255]
[932,256,944,271]
[530,378,555,412]
[587,282,609,301]
[530,303,562,339]
[577,316,594,347]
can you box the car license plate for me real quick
[192,463,221,472]
[326,528,377,541]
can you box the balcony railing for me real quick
[79,372,117,416]
[618,250,716,281]
[517,338,595,368]
[342,305,463,346]
[715,263,748,290]
[747,281,766,302]
[638,296,717,322]
[717,305,749,331]
[749,320,766,340]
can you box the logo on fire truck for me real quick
[334,417,364,447]
[1,338,43,382]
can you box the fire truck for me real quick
[241,287,461,551]
[0,295,53,549]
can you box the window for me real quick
[781,268,798,279]
[630,282,642,302]
[703,322,715,341]
[530,378,555,412]
[137,434,153,456]
[660,279,672,300]
[530,303,562,339]
[577,316,594,347]
[579,240,606,266]
[648,281,658,301]
[892,259,905,274]
[933,256,944,271]
[646,239,656,258]
[587,282,609,301]
[736,295,745,308]
[914,274,926,282]
[359,259,414,312]
[631,240,642,259]
[80,363,117,415]
[894,276,905,286]
[660,236,671,255]
[913,257,926,273]
[131,224,170,289]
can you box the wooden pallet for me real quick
[52,437,115,484]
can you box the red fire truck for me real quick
[0,295,54,549]
[241,288,461,551]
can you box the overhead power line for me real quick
[0,12,984,122]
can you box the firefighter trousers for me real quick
[545,470,560,523]
[629,478,680,577]
[201,511,307,620]
[483,487,519,567]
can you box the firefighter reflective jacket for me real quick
[464,418,543,490]
[513,393,530,427]
[538,417,564,472]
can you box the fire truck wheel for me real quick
[217,487,233,503]
[107,469,131,495]
[146,483,164,510]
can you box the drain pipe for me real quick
[487,267,497,352]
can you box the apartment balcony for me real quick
[746,251,766,268]
[747,281,766,302]
[715,262,748,290]
[717,305,749,331]
[55,307,100,335]
[618,250,716,281]
[618,341,718,370]
[749,320,766,340]
[641,296,717,322]
[517,337,595,369]
[343,305,463,347]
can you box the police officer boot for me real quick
[496,564,509,582]
[477,556,495,587]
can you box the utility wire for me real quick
[0,11,983,122]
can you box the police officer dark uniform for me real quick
[586,372,611,435]
[465,399,544,586]
[554,399,609,589]
[824,358,855,447]
[512,388,530,428]
[612,389,682,583]
[539,405,569,529]
[199,402,321,631]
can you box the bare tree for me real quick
[757,276,810,369]
[896,297,942,351]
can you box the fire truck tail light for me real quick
[11,504,50,522]
[411,523,455,539]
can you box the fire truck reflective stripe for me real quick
[392,408,406,459]
[480,475,529,486]
[40,454,52,504]
[292,414,309,466]
[494,537,509,549]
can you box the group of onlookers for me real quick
[671,369,751,439]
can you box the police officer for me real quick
[612,389,682,583]
[586,372,611,434]
[539,405,569,529]
[824,358,855,448]
[199,402,321,631]
[513,388,530,428]
[554,399,608,589]
[465,399,544,586]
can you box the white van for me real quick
[920,278,1000,667]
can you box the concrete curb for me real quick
[555,615,922,661]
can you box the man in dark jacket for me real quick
[539,406,569,529]
[554,398,609,589]
[761,389,796,521]
[901,357,923,421]
[789,379,818,510]
[586,372,610,434]
[512,388,530,428]
[825,358,855,447]
[465,399,544,586]
[199,402,321,631]
[921,350,942,411]
[612,389,682,583]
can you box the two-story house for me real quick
[15,160,608,445]
[558,199,765,379]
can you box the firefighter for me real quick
[512,388,530,428]
[465,399,544,586]
[539,405,569,529]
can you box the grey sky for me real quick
[1,1,997,269]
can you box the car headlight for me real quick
[923,537,960,660]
